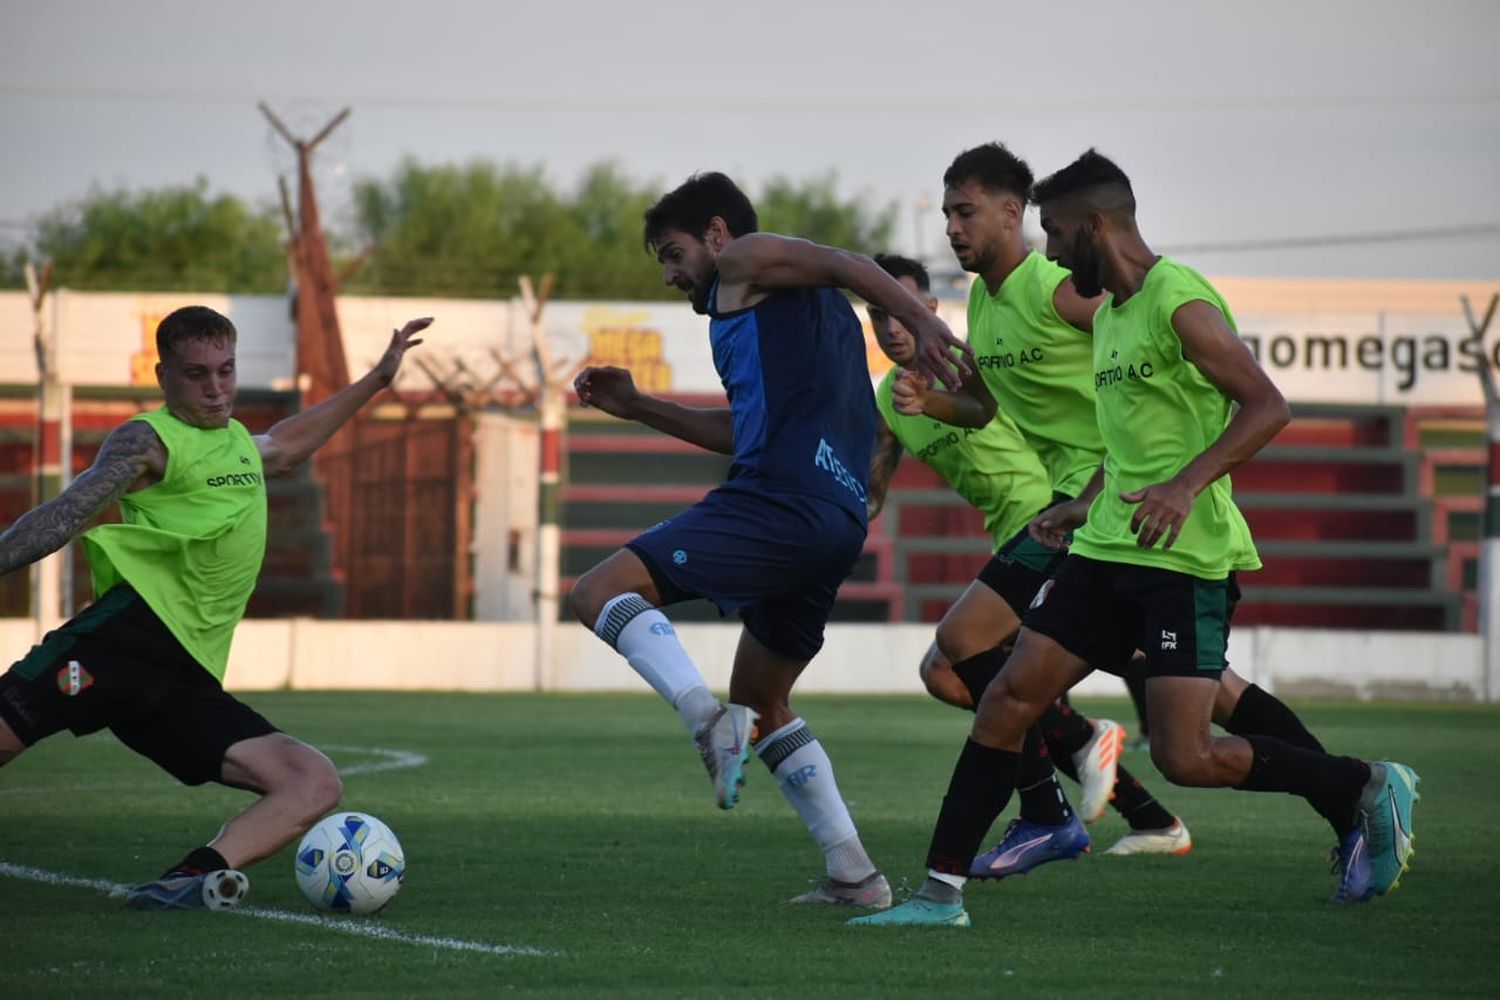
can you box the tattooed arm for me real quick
[0,421,165,577]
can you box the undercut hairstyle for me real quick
[1030,149,1136,215]
[873,253,931,293]
[156,305,236,361]
[643,172,759,252]
[942,143,1034,200]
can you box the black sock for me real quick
[165,845,229,878]
[1016,724,1071,826]
[951,646,1008,708]
[1235,734,1369,833]
[1225,684,1324,753]
[1111,765,1176,830]
[926,739,1020,875]
[1040,700,1093,760]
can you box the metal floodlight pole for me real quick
[522,275,561,693]
[24,261,62,635]
[1467,293,1500,703]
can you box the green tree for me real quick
[346,159,585,298]
[0,243,25,289]
[347,160,900,300]
[756,172,898,255]
[33,180,286,292]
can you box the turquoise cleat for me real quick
[1359,761,1419,896]
[692,703,757,810]
[847,896,971,928]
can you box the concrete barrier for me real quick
[0,618,1486,702]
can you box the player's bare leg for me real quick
[919,642,973,709]
[933,580,1019,664]
[732,629,890,908]
[124,733,340,911]
[213,733,343,867]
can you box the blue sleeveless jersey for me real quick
[708,281,877,524]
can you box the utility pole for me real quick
[1469,292,1500,702]
[24,261,68,633]
[261,102,352,406]
[516,274,585,691]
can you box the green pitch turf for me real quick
[1,692,1495,998]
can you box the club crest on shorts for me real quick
[56,660,94,696]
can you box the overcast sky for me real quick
[3,0,1497,280]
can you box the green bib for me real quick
[875,367,1051,546]
[1070,257,1261,579]
[966,251,1102,496]
[82,407,267,679]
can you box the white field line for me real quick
[322,744,431,777]
[0,861,557,958]
[0,744,428,796]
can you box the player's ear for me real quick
[704,216,731,252]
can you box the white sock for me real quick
[595,593,717,733]
[928,869,967,891]
[755,718,876,882]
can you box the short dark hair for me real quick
[643,172,759,252]
[873,253,930,293]
[1031,149,1135,213]
[942,143,1034,200]
[156,305,236,361]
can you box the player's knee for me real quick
[1150,739,1214,787]
[290,749,343,820]
[932,616,973,663]
[569,567,610,630]
[971,673,1035,742]
[919,656,973,710]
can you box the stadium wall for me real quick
[0,619,1485,702]
[3,279,1498,405]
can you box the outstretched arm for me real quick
[892,367,997,429]
[574,365,734,455]
[717,233,971,388]
[865,420,905,521]
[0,421,164,576]
[1122,301,1290,549]
[256,318,430,476]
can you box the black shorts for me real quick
[1022,555,1241,680]
[0,586,277,785]
[974,493,1073,614]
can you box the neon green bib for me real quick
[876,367,1051,546]
[1070,257,1260,579]
[82,407,267,679]
[966,251,1102,496]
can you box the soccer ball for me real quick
[294,812,405,914]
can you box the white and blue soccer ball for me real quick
[294,811,405,914]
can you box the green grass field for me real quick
[1,692,1496,998]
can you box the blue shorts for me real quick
[625,483,866,661]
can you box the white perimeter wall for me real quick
[0,619,1488,702]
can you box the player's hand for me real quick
[910,312,973,390]
[573,365,641,419]
[1028,496,1091,550]
[1120,477,1195,549]
[891,369,931,416]
[375,317,432,386]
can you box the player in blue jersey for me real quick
[570,172,969,908]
